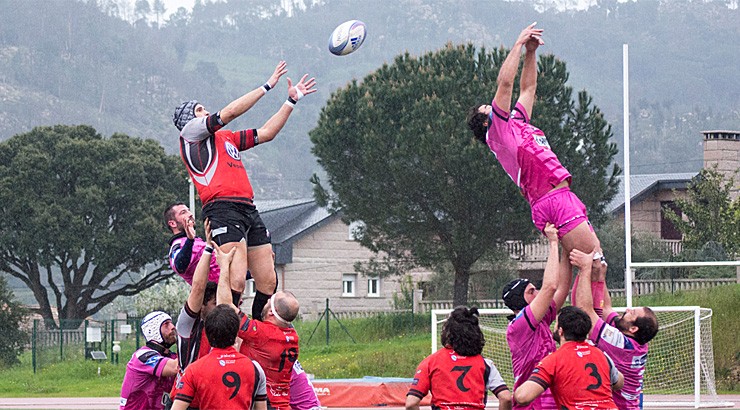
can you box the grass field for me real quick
[0,285,736,397]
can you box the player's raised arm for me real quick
[255,74,317,144]
[602,280,614,319]
[516,26,543,118]
[493,22,543,113]
[571,249,600,333]
[214,243,238,313]
[553,238,571,311]
[219,61,287,125]
[185,220,213,314]
[528,223,559,322]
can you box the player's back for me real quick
[531,341,617,410]
[174,346,266,409]
[411,348,490,409]
[239,317,299,409]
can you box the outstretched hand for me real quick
[517,22,544,49]
[287,74,317,102]
[569,249,595,271]
[266,61,288,89]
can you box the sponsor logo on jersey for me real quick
[219,360,226,367]
[411,378,419,386]
[225,141,240,160]
[631,354,647,369]
[144,356,159,368]
[450,355,457,361]
[533,134,550,148]
[119,398,127,406]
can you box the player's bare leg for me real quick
[217,240,248,296]
[248,244,278,319]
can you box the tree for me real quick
[0,275,29,367]
[310,44,620,306]
[664,167,740,258]
[0,125,188,328]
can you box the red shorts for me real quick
[531,187,591,238]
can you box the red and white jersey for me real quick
[179,114,258,205]
[407,347,508,409]
[172,346,267,409]
[238,315,299,409]
[528,341,619,410]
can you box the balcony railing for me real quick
[505,239,685,262]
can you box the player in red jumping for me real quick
[406,306,512,410]
[172,61,316,320]
[514,306,624,410]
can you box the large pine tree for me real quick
[310,44,620,306]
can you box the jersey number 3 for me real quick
[585,363,603,390]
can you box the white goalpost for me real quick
[431,307,734,408]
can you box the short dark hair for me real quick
[203,281,218,306]
[557,306,592,342]
[633,307,659,345]
[441,306,485,357]
[163,202,186,232]
[466,105,489,144]
[204,304,239,348]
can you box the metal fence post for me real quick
[110,319,115,364]
[59,321,64,360]
[32,319,37,374]
[325,298,330,346]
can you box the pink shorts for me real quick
[531,187,591,239]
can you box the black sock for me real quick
[252,290,271,320]
[231,290,243,307]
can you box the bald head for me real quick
[263,291,299,325]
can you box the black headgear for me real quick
[173,100,200,131]
[502,278,530,312]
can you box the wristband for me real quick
[261,83,271,93]
[203,246,214,254]
[284,97,297,107]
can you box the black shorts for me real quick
[202,201,271,247]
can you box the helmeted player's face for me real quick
[194,104,209,118]
[160,319,177,345]
[523,283,538,305]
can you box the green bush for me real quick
[0,276,29,368]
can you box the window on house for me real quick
[367,278,380,297]
[348,221,365,240]
[247,278,256,297]
[660,201,682,240]
[342,274,356,297]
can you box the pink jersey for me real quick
[486,102,571,205]
[290,361,322,409]
[590,312,649,410]
[506,301,558,410]
[168,234,220,284]
[119,345,177,410]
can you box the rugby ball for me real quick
[328,20,366,56]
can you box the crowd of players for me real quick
[118,23,659,410]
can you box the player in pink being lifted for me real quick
[467,23,607,313]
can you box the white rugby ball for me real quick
[328,20,367,56]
